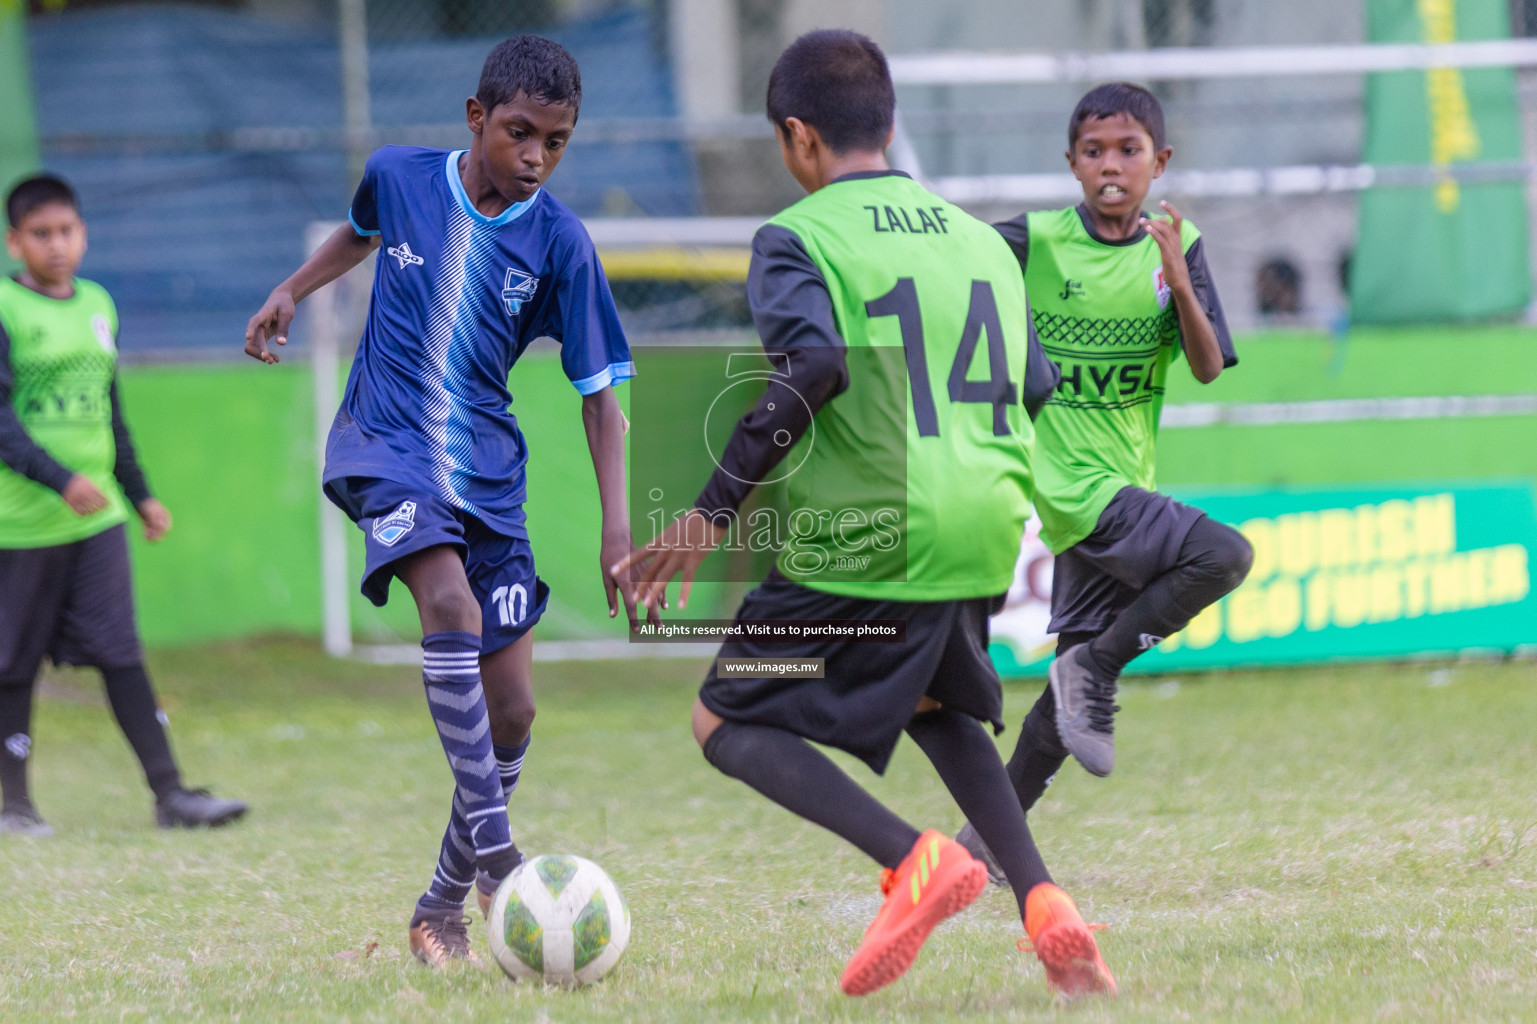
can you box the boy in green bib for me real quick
[618,32,1114,1000]
[0,175,246,835]
[958,84,1253,878]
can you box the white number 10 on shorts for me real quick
[490,584,529,627]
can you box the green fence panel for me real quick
[113,330,1537,649]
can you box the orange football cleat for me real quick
[1021,882,1116,999]
[839,829,988,996]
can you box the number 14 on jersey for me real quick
[865,278,1020,438]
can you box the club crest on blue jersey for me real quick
[502,268,539,316]
[372,501,417,547]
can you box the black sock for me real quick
[0,681,35,810]
[1003,632,1093,815]
[1006,685,1069,815]
[1087,516,1254,678]
[101,665,183,800]
[906,708,1051,917]
[702,720,920,869]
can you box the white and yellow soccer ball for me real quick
[486,854,631,986]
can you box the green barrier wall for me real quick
[0,1,38,275]
[119,355,628,647]
[1159,328,1537,485]
[116,328,1537,648]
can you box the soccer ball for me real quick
[486,854,631,986]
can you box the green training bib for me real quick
[0,276,127,548]
[1024,207,1200,553]
[767,174,1037,600]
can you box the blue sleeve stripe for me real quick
[348,210,381,237]
[571,361,637,396]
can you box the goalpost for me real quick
[303,221,370,658]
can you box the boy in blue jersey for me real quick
[243,36,635,966]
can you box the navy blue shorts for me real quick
[325,476,549,655]
[1049,486,1207,635]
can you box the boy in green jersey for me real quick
[0,175,247,835]
[618,32,1114,1000]
[957,84,1253,878]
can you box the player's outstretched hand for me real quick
[136,498,173,542]
[1139,201,1193,294]
[610,510,725,629]
[244,289,296,364]
[61,474,109,516]
[601,528,644,631]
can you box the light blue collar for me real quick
[445,149,540,227]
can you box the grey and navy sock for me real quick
[424,793,478,907]
[414,891,465,921]
[494,736,531,802]
[421,632,519,885]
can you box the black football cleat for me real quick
[0,804,55,837]
[155,787,248,828]
[1049,645,1120,777]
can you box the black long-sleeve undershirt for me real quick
[695,225,848,525]
[109,377,152,505]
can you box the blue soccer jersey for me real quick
[324,145,634,537]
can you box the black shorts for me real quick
[699,569,1006,774]
[0,524,143,683]
[1049,486,1207,635]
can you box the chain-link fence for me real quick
[26,0,708,353]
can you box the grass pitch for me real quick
[2,641,1535,1022]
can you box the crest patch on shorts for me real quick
[372,501,417,547]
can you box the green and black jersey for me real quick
[696,170,1052,601]
[0,276,151,548]
[994,205,1234,554]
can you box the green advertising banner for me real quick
[0,0,37,190]
[991,482,1537,676]
[1352,0,1531,322]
